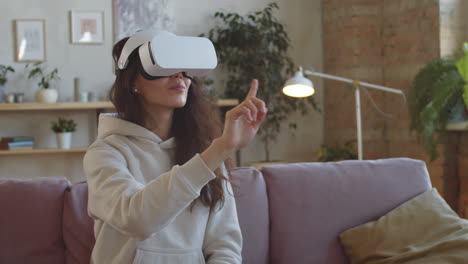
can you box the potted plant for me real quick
[26,62,60,103]
[408,43,468,160]
[203,3,320,162]
[51,117,77,149]
[457,43,468,110]
[315,141,358,162]
[0,65,15,103]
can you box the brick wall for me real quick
[323,0,467,212]
[382,0,448,205]
[323,0,439,156]
[323,0,387,160]
[440,0,466,57]
[459,134,468,217]
[439,0,468,217]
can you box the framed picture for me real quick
[112,0,174,42]
[14,19,46,62]
[70,11,104,44]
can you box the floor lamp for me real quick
[282,67,406,160]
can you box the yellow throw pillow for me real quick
[339,188,468,264]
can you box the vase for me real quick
[4,93,15,103]
[448,100,468,122]
[56,132,72,149]
[0,84,5,103]
[36,88,58,103]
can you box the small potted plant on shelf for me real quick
[0,65,15,103]
[51,117,77,149]
[315,141,358,162]
[26,62,60,103]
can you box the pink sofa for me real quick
[0,158,431,263]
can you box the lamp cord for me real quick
[302,66,405,119]
[355,85,395,119]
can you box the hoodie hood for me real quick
[97,113,175,149]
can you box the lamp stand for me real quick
[303,70,405,160]
[353,82,363,160]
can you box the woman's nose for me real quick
[172,72,184,79]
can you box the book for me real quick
[0,140,34,150]
[7,141,34,147]
[8,145,34,150]
[0,136,35,143]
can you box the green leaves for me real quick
[316,141,358,162]
[51,117,77,133]
[0,65,15,86]
[408,59,465,160]
[205,3,320,160]
[455,42,468,109]
[26,62,60,89]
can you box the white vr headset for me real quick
[117,30,218,77]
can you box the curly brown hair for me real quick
[110,37,232,212]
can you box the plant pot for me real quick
[56,132,72,149]
[36,88,58,103]
[448,100,468,122]
[4,93,15,103]
[0,84,5,103]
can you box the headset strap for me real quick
[117,30,156,70]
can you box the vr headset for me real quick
[116,30,218,79]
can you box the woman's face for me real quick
[134,72,192,110]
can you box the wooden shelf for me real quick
[216,99,239,107]
[0,99,239,157]
[0,147,88,156]
[446,121,468,131]
[0,101,113,111]
[0,99,238,111]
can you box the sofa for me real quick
[0,158,431,264]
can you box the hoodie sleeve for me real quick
[83,143,216,241]
[203,165,243,264]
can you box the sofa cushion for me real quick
[63,181,95,264]
[0,177,70,264]
[340,188,468,263]
[230,167,269,264]
[261,158,432,264]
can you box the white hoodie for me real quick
[83,114,242,264]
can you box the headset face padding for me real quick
[117,30,217,77]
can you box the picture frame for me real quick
[69,11,104,44]
[112,0,174,43]
[14,19,46,62]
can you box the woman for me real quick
[83,33,267,263]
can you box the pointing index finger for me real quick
[246,79,258,98]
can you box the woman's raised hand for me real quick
[200,79,268,171]
[218,79,268,153]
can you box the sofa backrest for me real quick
[261,158,432,264]
[0,158,433,264]
[230,167,270,264]
[0,177,71,264]
[61,167,272,264]
[63,181,94,264]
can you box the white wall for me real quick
[466,0,468,41]
[0,0,115,102]
[0,0,323,182]
[439,0,466,57]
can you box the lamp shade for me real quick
[282,70,315,98]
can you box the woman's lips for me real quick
[170,84,185,91]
